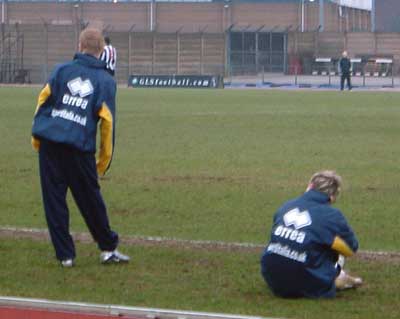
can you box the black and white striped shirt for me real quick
[100,45,117,75]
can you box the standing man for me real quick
[31,28,129,267]
[261,171,362,298]
[100,36,117,77]
[339,51,352,90]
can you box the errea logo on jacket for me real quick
[272,208,312,244]
[283,208,312,230]
[67,77,94,98]
[62,77,93,110]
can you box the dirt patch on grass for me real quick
[1,226,399,263]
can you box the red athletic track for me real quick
[0,307,141,319]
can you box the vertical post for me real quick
[200,32,204,75]
[255,32,259,74]
[269,31,272,72]
[319,0,324,32]
[262,65,264,83]
[314,29,319,58]
[43,22,48,83]
[152,32,155,75]
[362,63,366,87]
[392,63,394,87]
[241,31,244,74]
[73,4,79,52]
[301,0,305,32]
[128,24,135,79]
[225,31,230,78]
[15,22,20,70]
[1,23,3,82]
[150,0,154,31]
[283,32,287,74]
[7,25,11,82]
[176,31,180,75]
[1,0,5,24]
[371,0,375,32]
[128,32,131,81]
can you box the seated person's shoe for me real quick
[336,270,363,290]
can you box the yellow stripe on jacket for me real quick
[97,102,114,176]
[331,236,355,257]
[32,83,52,151]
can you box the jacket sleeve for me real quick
[328,210,359,257]
[31,66,60,151]
[31,83,52,151]
[96,79,116,176]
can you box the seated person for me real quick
[261,170,362,298]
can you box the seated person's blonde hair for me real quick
[79,28,105,57]
[309,170,342,198]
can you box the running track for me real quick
[0,306,139,319]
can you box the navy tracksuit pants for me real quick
[38,140,118,261]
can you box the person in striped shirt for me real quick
[100,36,117,76]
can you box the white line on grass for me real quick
[1,226,399,259]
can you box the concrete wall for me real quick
[375,0,400,32]
[4,1,371,33]
[0,23,226,83]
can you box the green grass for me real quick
[1,238,400,319]
[1,87,400,318]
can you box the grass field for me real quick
[1,87,400,319]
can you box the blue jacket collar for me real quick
[302,189,331,204]
[73,53,105,69]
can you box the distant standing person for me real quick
[339,51,352,90]
[100,36,117,76]
[31,28,129,267]
[260,171,362,298]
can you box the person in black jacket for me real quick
[339,51,352,90]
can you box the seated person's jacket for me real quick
[261,190,358,298]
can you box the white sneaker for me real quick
[60,259,74,268]
[335,270,363,290]
[100,250,130,264]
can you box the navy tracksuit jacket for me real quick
[261,190,358,298]
[32,53,118,261]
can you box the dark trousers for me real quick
[340,73,352,90]
[38,140,118,261]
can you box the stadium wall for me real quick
[375,0,400,32]
[5,2,400,83]
[3,1,370,33]
[0,23,226,83]
[2,20,400,85]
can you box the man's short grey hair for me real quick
[309,170,342,197]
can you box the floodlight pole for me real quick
[150,0,155,31]
[301,0,305,32]
[319,0,324,32]
[371,0,376,32]
[1,0,5,24]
